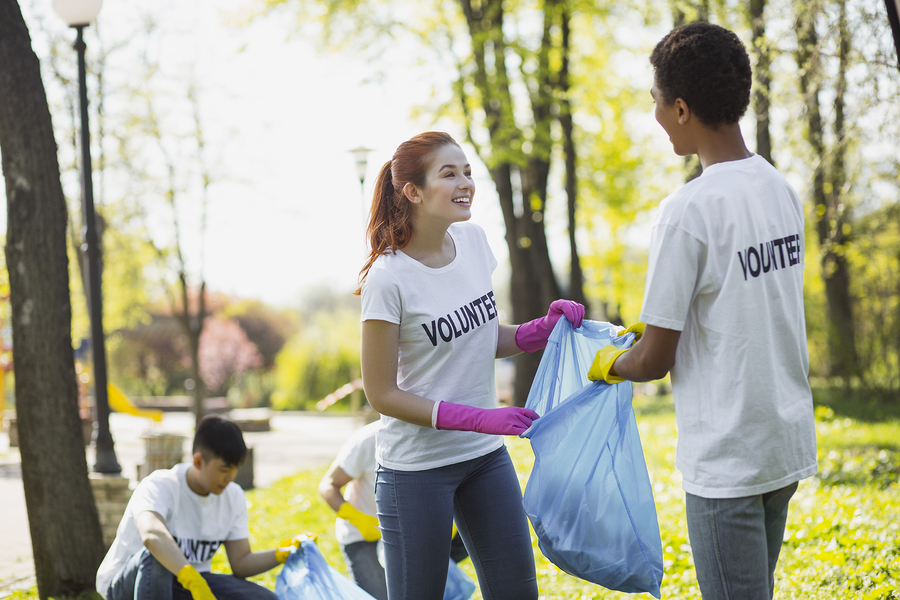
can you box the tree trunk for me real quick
[749,0,774,164]
[0,3,105,597]
[559,5,587,308]
[795,1,860,380]
[458,0,562,406]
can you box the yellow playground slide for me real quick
[108,383,164,422]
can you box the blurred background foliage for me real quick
[3,0,899,413]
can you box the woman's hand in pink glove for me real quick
[515,299,586,353]
[435,402,539,435]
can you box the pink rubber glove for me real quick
[435,402,539,435]
[515,299,586,353]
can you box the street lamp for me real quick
[349,145,372,250]
[53,0,120,474]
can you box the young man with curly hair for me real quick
[589,22,817,600]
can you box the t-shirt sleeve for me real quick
[360,263,402,324]
[129,475,175,523]
[337,431,376,480]
[226,487,251,541]
[639,222,705,331]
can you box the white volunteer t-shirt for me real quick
[640,154,817,499]
[334,421,380,545]
[360,221,503,471]
[95,463,250,597]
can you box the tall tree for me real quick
[748,0,774,164]
[0,2,105,597]
[795,0,860,380]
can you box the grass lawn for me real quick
[6,388,900,599]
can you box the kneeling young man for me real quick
[97,415,298,600]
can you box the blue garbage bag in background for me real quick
[276,539,376,600]
[444,559,476,600]
[521,319,663,598]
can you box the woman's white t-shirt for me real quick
[640,154,817,498]
[95,463,249,597]
[360,221,503,471]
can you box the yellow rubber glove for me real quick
[588,345,629,384]
[275,533,317,563]
[176,565,217,600]
[618,322,646,342]
[337,502,381,542]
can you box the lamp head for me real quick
[52,0,103,26]
[349,146,372,184]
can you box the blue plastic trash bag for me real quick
[276,539,376,600]
[444,558,476,600]
[521,318,664,598]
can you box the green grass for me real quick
[7,389,900,599]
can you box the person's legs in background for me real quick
[341,540,388,600]
[106,548,173,600]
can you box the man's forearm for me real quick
[230,550,280,578]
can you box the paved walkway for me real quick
[0,411,363,594]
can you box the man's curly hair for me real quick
[650,22,752,127]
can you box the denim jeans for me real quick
[685,482,799,600]
[375,446,538,600]
[341,541,388,600]
[106,548,276,600]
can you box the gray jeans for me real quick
[341,541,388,600]
[685,482,798,600]
[106,548,276,600]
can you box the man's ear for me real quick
[192,452,204,470]
[402,182,422,204]
[675,98,691,125]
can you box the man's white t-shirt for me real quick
[640,154,817,499]
[95,463,250,597]
[360,221,503,471]
[334,421,380,545]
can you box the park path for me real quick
[0,411,362,595]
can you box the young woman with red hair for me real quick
[357,131,583,600]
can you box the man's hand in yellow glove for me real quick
[275,533,317,563]
[588,345,629,384]
[618,322,646,342]
[177,565,217,600]
[337,502,381,542]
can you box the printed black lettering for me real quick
[449,313,462,338]
[773,238,786,268]
[487,291,497,313]
[768,241,779,271]
[791,234,801,265]
[748,246,761,277]
[422,321,439,347]
[760,242,772,273]
[464,304,481,327]
[199,540,210,559]
[190,540,200,560]
[785,235,797,266]
[482,294,496,320]
[454,309,470,333]
[473,298,486,321]
[437,317,453,342]
[737,251,748,281]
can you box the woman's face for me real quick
[410,144,475,226]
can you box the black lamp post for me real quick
[53,0,120,474]
[349,146,371,250]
